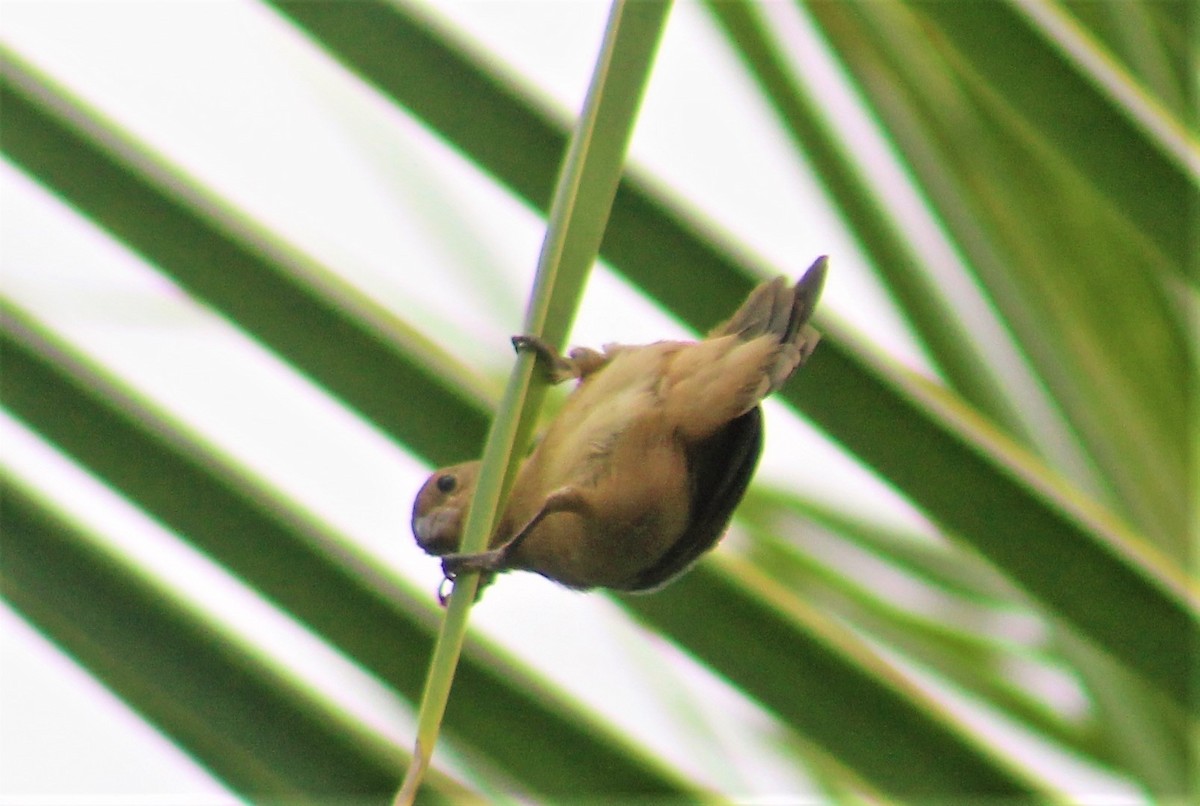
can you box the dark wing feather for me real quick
[623,406,763,592]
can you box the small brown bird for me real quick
[412,257,827,595]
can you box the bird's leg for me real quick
[512,335,609,383]
[440,486,591,578]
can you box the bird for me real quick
[412,256,827,597]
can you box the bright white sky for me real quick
[0,1,1139,802]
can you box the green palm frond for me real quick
[1,0,1194,802]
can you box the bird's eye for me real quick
[436,474,457,493]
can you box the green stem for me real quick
[393,2,672,801]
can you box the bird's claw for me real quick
[440,547,508,580]
[437,551,504,607]
[511,334,553,357]
[512,335,575,383]
[512,335,609,383]
[436,576,455,607]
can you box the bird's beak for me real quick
[413,507,463,556]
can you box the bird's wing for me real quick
[623,406,763,592]
[660,334,778,442]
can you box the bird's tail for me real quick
[709,255,827,394]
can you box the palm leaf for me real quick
[1,0,1194,800]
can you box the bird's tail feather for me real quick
[710,256,826,342]
[709,256,827,394]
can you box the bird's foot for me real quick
[512,335,577,383]
[437,550,505,606]
[441,547,508,579]
[512,335,609,382]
